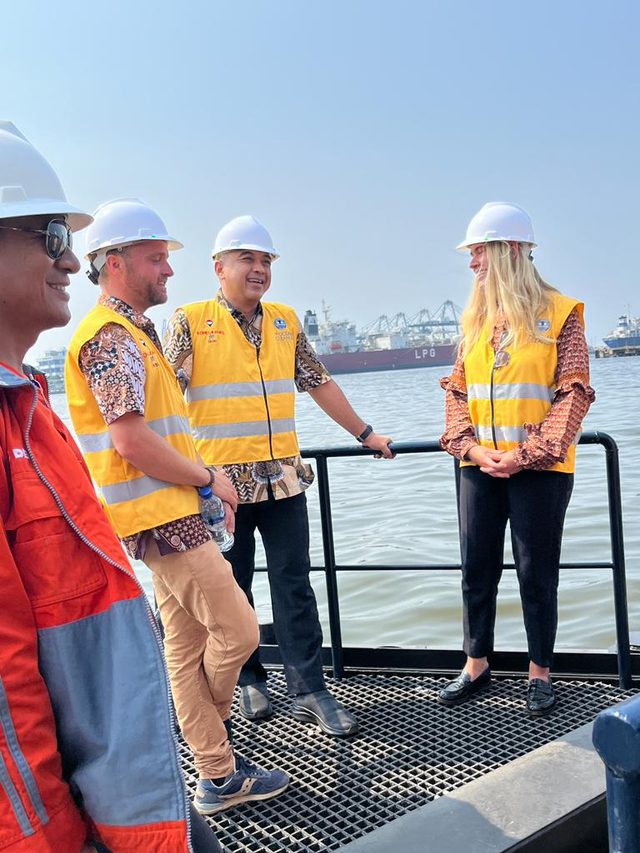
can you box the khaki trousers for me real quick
[143,536,259,778]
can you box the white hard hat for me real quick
[85,197,183,259]
[213,215,279,259]
[0,121,92,231]
[456,202,536,251]
[84,198,183,282]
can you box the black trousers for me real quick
[458,466,574,667]
[225,491,325,695]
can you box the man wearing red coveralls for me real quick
[0,122,221,852]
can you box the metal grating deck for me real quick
[179,672,638,852]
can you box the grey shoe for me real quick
[291,689,359,737]
[238,683,273,721]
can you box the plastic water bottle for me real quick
[197,486,234,552]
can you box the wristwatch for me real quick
[196,467,215,493]
[356,424,373,444]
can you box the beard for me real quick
[147,280,168,306]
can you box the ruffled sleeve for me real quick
[440,351,479,460]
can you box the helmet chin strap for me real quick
[86,247,123,285]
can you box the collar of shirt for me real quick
[98,294,162,349]
[214,288,263,345]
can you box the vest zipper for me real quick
[490,358,498,450]
[256,345,275,460]
[20,384,194,853]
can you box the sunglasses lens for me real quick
[494,350,510,368]
[46,221,71,259]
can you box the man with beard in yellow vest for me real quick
[164,215,394,737]
[66,200,289,816]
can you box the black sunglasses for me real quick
[0,219,73,259]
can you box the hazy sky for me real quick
[3,0,638,360]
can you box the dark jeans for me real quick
[225,491,325,695]
[458,466,574,668]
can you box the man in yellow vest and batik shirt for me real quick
[164,216,394,737]
[66,200,289,816]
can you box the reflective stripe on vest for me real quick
[473,424,528,444]
[192,417,296,441]
[473,423,581,446]
[461,293,584,474]
[100,474,182,505]
[178,299,300,465]
[75,414,192,454]
[186,378,295,402]
[65,305,200,537]
[467,382,553,403]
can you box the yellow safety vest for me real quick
[179,299,299,465]
[65,304,200,537]
[462,292,584,473]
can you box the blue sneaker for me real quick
[194,756,289,814]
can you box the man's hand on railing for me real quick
[363,432,395,459]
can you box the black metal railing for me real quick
[258,431,633,689]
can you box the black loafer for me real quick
[438,667,492,706]
[238,683,273,720]
[526,678,556,716]
[291,690,359,737]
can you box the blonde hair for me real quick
[460,242,558,356]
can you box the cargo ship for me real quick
[304,302,461,375]
[595,309,640,358]
[602,311,640,350]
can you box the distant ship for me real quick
[304,302,460,375]
[602,311,640,351]
[36,347,67,394]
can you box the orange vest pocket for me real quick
[12,516,107,607]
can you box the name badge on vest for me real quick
[537,318,550,332]
[274,317,287,330]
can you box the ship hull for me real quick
[317,343,457,375]
[603,336,640,348]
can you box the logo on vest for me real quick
[12,448,27,459]
[197,323,224,341]
[274,317,287,330]
[537,318,551,332]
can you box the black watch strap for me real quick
[356,424,373,443]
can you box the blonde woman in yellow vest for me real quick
[66,199,291,818]
[439,203,594,716]
[164,215,394,739]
